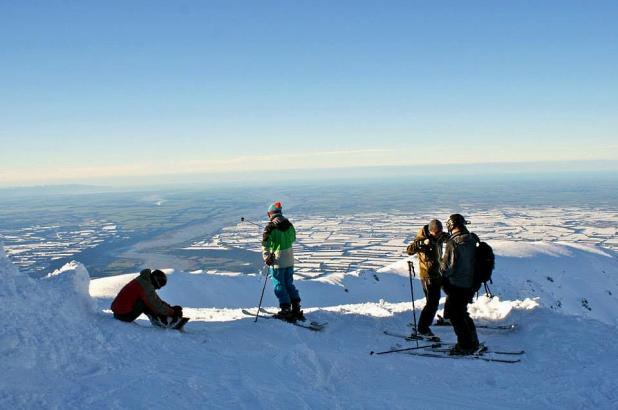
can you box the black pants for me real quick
[444,286,479,349]
[417,278,441,333]
[114,299,160,323]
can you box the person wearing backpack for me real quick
[406,219,449,338]
[262,201,304,322]
[440,214,482,355]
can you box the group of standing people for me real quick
[110,201,484,356]
[407,214,482,355]
[261,202,483,355]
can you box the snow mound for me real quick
[0,246,107,376]
[379,241,618,327]
[491,241,618,327]
[44,261,97,313]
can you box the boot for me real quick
[436,314,451,326]
[275,304,296,323]
[417,328,436,337]
[448,343,476,356]
[291,299,305,322]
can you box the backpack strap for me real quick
[471,232,480,245]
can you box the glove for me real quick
[416,239,432,253]
[264,253,275,266]
[406,244,415,255]
[172,305,183,318]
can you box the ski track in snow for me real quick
[2,241,618,409]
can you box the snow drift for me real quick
[2,241,618,409]
[0,249,102,373]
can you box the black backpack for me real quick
[472,233,495,296]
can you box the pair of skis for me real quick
[380,329,524,363]
[402,349,523,363]
[384,329,525,355]
[242,308,328,332]
[432,315,518,330]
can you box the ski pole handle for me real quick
[408,260,416,278]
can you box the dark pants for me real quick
[114,300,181,328]
[113,299,167,324]
[417,278,441,333]
[444,286,479,349]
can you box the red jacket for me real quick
[111,270,175,317]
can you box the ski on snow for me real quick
[383,330,524,355]
[403,350,521,363]
[383,329,441,343]
[241,309,327,331]
[259,308,328,329]
[428,346,524,355]
[410,322,517,330]
[433,315,517,330]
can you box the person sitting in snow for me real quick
[262,201,304,322]
[406,219,449,338]
[111,268,185,329]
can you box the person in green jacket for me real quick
[262,201,303,322]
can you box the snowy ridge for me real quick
[2,242,618,409]
[0,247,112,409]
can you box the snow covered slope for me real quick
[2,241,618,409]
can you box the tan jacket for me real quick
[406,226,446,280]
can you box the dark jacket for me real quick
[406,225,447,280]
[440,229,477,289]
[111,269,175,317]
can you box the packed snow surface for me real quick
[2,241,618,409]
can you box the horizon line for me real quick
[1,159,617,190]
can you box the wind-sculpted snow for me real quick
[44,261,97,313]
[1,249,103,357]
[3,242,618,409]
[489,241,618,327]
[0,246,115,408]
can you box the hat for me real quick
[446,214,469,233]
[151,269,167,289]
[268,201,282,214]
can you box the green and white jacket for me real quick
[262,215,296,269]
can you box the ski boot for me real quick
[449,343,475,356]
[274,304,296,323]
[417,328,436,337]
[291,299,306,322]
[435,314,452,326]
[410,328,440,342]
[449,343,486,356]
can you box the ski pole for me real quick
[241,216,269,322]
[408,260,419,348]
[240,217,261,228]
[370,343,439,356]
[254,265,269,322]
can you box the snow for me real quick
[2,239,618,409]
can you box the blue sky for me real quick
[0,1,617,186]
